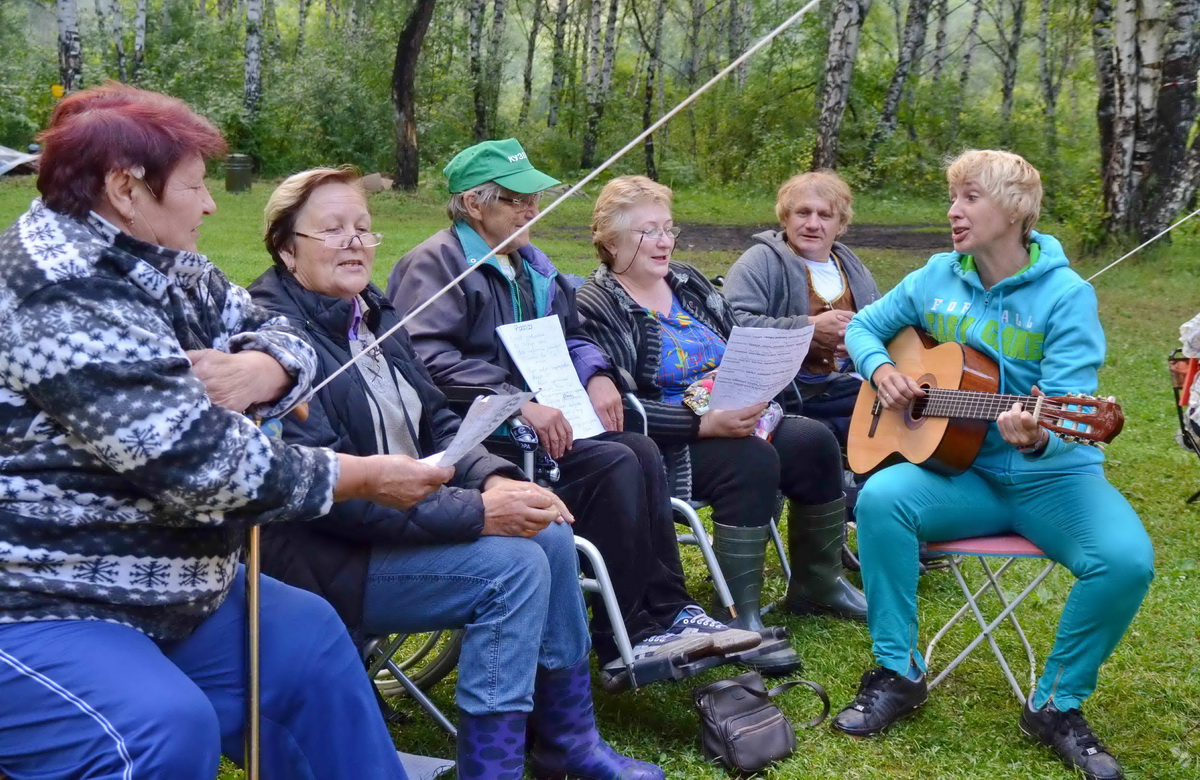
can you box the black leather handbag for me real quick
[693,670,830,775]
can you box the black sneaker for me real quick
[831,667,928,737]
[1019,700,1124,780]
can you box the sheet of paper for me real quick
[708,325,815,409]
[496,316,606,440]
[418,391,534,467]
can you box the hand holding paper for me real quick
[496,316,605,440]
[420,391,534,467]
[708,326,815,410]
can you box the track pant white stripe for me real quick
[0,647,134,780]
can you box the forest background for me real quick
[5,0,1200,246]
[2,0,1200,777]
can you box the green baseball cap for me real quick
[443,138,561,194]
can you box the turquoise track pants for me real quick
[855,462,1154,710]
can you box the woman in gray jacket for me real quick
[723,171,880,443]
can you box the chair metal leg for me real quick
[245,525,262,780]
[670,498,734,616]
[928,557,1056,704]
[575,537,637,678]
[978,557,1041,699]
[925,557,1020,668]
[364,637,458,738]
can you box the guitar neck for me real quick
[915,388,1037,421]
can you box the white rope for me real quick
[1086,205,1200,282]
[285,0,822,415]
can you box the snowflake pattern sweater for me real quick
[0,200,339,641]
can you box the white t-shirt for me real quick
[804,257,845,302]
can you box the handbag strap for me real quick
[695,676,831,729]
[765,679,831,729]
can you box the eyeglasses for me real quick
[496,194,542,210]
[294,231,383,249]
[630,226,681,240]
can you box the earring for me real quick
[1010,218,1016,225]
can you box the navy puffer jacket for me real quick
[248,266,521,631]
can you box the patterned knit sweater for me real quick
[0,200,339,641]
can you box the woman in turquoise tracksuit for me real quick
[832,150,1152,780]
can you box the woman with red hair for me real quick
[0,84,435,778]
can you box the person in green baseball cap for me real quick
[387,139,765,732]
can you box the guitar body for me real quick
[847,327,999,476]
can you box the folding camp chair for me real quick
[1170,348,1200,504]
[922,534,1057,705]
[440,386,768,692]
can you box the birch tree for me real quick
[132,0,147,83]
[56,0,83,92]
[519,0,545,125]
[94,0,129,82]
[468,0,487,140]
[1036,0,1086,162]
[546,0,570,126]
[393,0,438,189]
[949,0,983,142]
[980,0,1026,144]
[866,0,933,165]
[1094,0,1200,239]
[244,0,264,116]
[929,0,949,86]
[812,0,872,170]
[482,0,510,137]
[296,0,311,55]
[580,0,619,167]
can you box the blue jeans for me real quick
[856,462,1154,710]
[0,567,404,780]
[362,519,590,716]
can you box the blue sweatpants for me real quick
[856,462,1154,711]
[0,567,405,780]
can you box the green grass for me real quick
[2,176,1198,778]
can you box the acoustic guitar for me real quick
[846,327,1125,475]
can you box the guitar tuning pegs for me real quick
[1107,396,1116,403]
[1096,442,1106,450]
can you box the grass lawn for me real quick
[1,175,1197,778]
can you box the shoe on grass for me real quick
[1019,699,1124,780]
[665,605,762,655]
[831,666,928,737]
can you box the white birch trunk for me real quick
[132,0,146,83]
[929,0,949,85]
[546,0,570,127]
[519,0,544,125]
[468,0,487,140]
[949,0,983,141]
[868,0,933,163]
[484,0,509,137]
[57,0,83,92]
[296,0,310,55]
[244,0,263,116]
[812,0,872,170]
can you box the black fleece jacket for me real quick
[248,267,522,632]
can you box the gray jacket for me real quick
[723,231,881,385]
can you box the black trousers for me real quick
[548,431,695,664]
[689,416,843,528]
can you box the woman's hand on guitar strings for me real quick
[997,385,1049,450]
[871,364,926,410]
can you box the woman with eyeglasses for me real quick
[576,176,868,676]
[247,166,664,780]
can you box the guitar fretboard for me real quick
[907,388,1051,421]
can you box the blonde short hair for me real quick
[945,150,1042,240]
[264,165,365,267]
[592,175,673,266]
[775,171,853,234]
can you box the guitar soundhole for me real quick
[909,383,933,420]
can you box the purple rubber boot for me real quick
[455,709,527,780]
[528,661,664,780]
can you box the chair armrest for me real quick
[441,385,497,405]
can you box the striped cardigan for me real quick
[576,262,736,500]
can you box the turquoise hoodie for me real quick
[845,231,1106,475]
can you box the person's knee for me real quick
[1092,535,1155,593]
[128,685,221,777]
[728,436,781,494]
[855,472,916,535]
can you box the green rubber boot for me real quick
[712,522,803,676]
[784,495,868,621]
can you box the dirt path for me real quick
[541,223,948,253]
